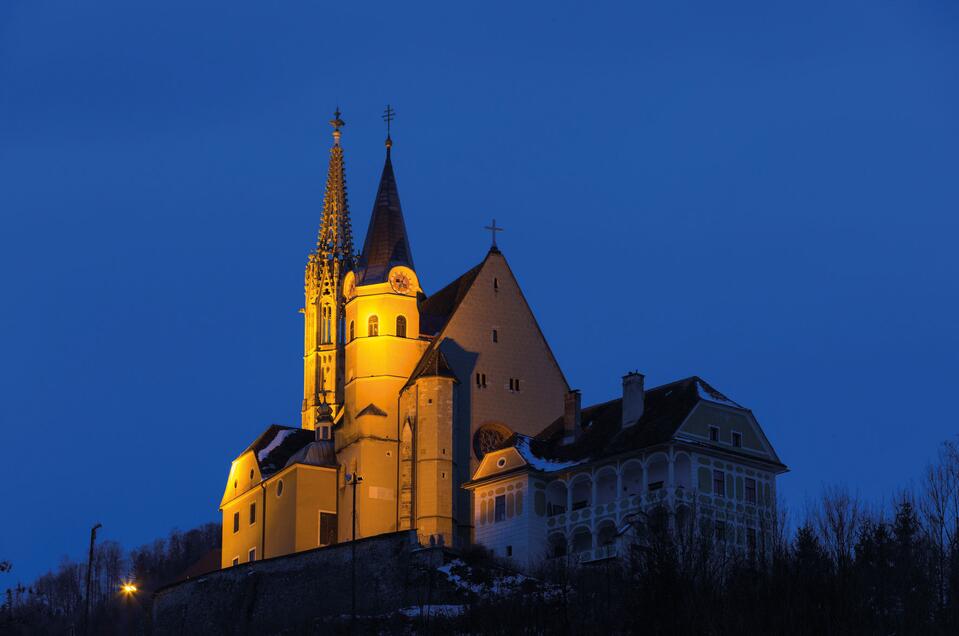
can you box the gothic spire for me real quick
[315,108,355,270]
[357,123,414,285]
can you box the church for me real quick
[218,110,787,570]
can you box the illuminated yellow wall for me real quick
[221,459,340,567]
[220,450,265,568]
[337,266,427,540]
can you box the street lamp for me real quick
[346,472,363,626]
[121,583,138,596]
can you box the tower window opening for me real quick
[396,315,407,338]
[492,329,498,343]
[249,502,256,525]
[233,512,239,534]
[321,305,332,344]
[368,315,379,336]
[475,373,487,388]
[349,320,354,342]
[493,277,499,291]
[509,378,521,392]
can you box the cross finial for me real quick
[484,219,504,250]
[382,104,395,148]
[330,107,345,145]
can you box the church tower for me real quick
[301,110,355,430]
[337,131,429,540]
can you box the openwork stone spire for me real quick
[315,108,355,270]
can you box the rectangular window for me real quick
[248,547,256,562]
[492,329,498,343]
[713,470,725,497]
[508,378,521,392]
[709,426,719,442]
[231,556,239,567]
[745,478,757,504]
[233,512,239,533]
[506,545,513,557]
[732,431,742,448]
[475,373,487,388]
[319,512,337,546]
[249,502,256,525]
[494,495,506,522]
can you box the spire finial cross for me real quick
[382,104,395,148]
[484,219,504,249]
[330,107,345,144]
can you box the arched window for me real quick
[395,315,407,338]
[321,305,332,344]
[349,320,354,342]
[368,315,379,336]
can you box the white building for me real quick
[464,373,787,571]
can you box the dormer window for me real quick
[368,315,379,336]
[709,426,719,442]
[732,431,742,448]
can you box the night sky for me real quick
[2,1,957,584]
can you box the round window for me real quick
[472,422,513,460]
[496,457,507,468]
[277,480,284,497]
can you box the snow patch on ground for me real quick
[257,428,297,463]
[398,604,465,618]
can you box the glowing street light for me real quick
[121,583,138,595]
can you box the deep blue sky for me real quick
[2,1,957,583]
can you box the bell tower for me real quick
[302,109,355,430]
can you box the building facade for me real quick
[218,110,786,570]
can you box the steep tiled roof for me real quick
[418,260,484,336]
[498,377,784,470]
[245,425,315,479]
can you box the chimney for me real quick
[563,389,582,441]
[621,372,645,428]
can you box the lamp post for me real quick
[84,522,101,635]
[346,472,363,627]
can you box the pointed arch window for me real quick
[368,315,379,337]
[321,304,332,344]
[396,315,407,338]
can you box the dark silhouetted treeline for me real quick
[1,522,219,635]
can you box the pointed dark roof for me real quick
[357,149,414,284]
[404,347,458,390]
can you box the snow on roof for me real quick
[257,428,298,464]
[513,435,586,472]
[695,379,742,409]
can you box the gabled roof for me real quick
[356,148,414,285]
[245,425,315,479]
[490,377,786,473]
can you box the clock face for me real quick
[390,271,411,294]
[345,280,356,300]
